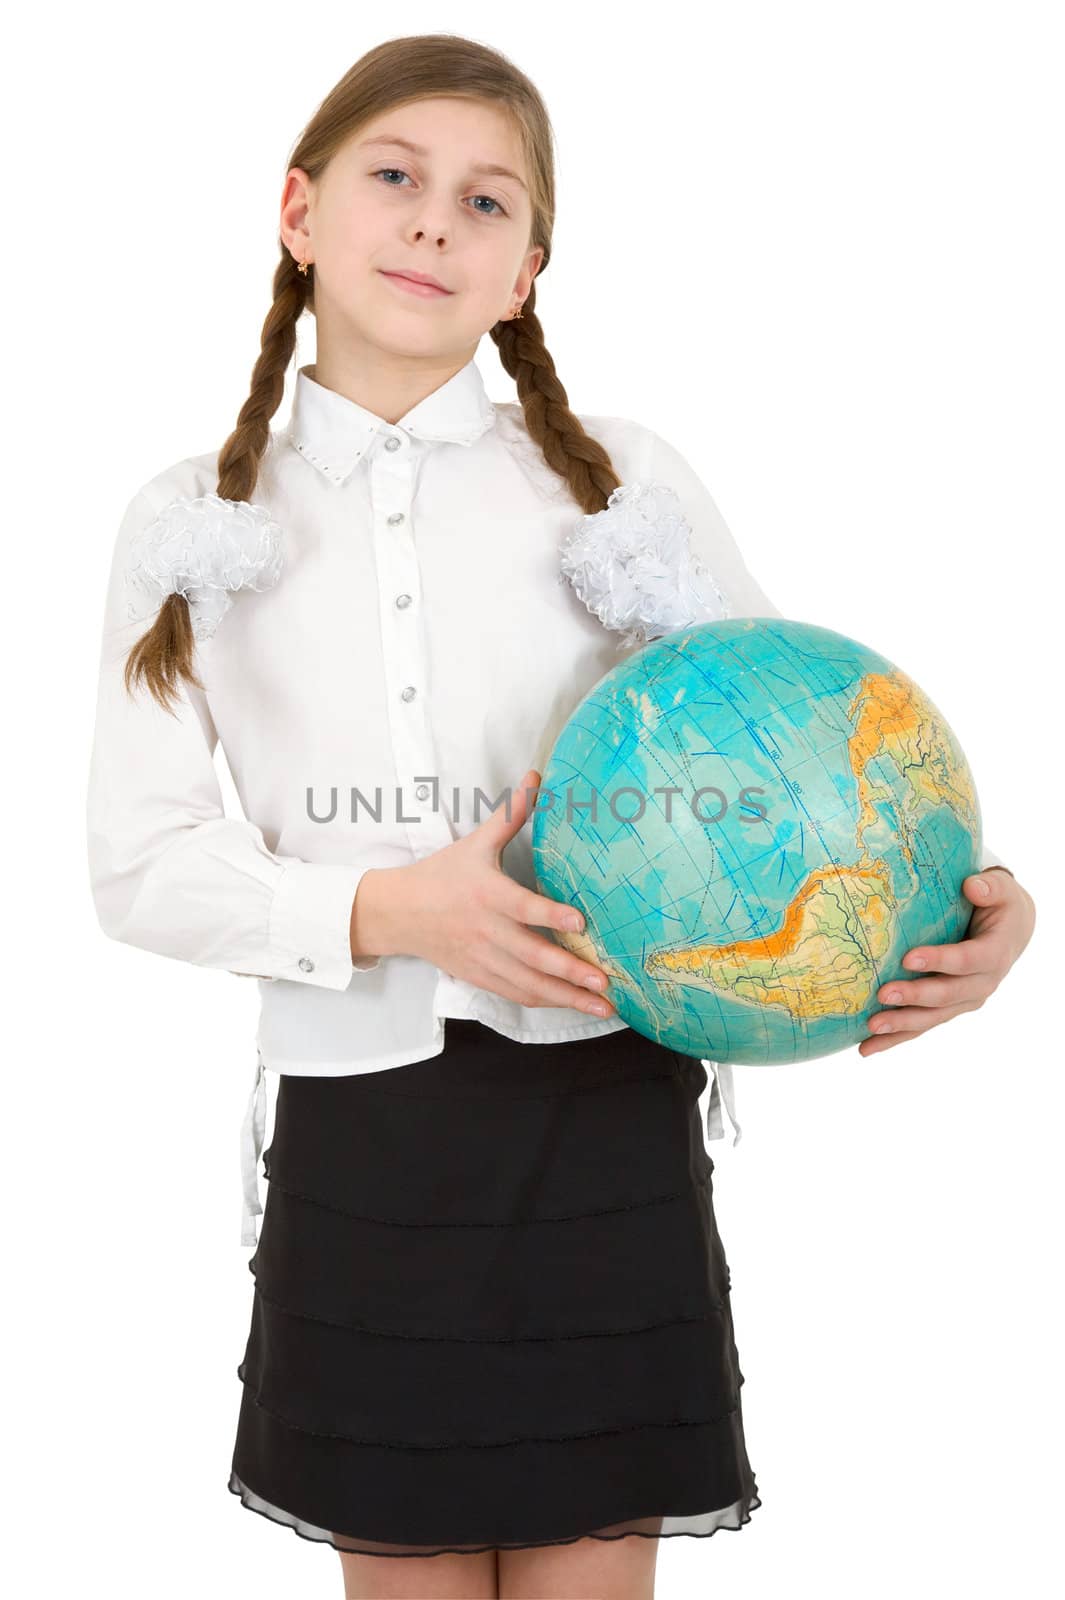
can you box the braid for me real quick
[216,255,309,502]
[124,252,310,712]
[490,281,622,517]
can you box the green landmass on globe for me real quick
[531,618,983,1067]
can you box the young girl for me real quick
[86,33,1036,1600]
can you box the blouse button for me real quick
[297,956,315,973]
[395,593,412,608]
[384,436,402,452]
[387,512,405,526]
[401,685,417,702]
[415,784,430,801]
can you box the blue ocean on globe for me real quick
[531,618,984,1066]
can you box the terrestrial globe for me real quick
[531,617,984,1066]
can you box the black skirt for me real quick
[228,1017,762,1557]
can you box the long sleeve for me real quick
[86,487,382,989]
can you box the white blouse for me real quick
[86,357,1006,1243]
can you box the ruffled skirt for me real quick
[228,1017,761,1556]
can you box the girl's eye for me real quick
[371,169,508,217]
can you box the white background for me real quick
[6,2,1061,1595]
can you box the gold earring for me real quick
[297,256,310,276]
[511,304,524,320]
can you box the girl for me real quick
[86,33,1036,1600]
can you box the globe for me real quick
[531,617,985,1066]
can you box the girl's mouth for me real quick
[379,271,452,299]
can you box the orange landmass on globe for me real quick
[848,670,978,866]
[645,863,895,1019]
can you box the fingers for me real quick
[866,997,982,1035]
[876,973,988,1009]
[901,939,991,976]
[504,879,587,936]
[963,870,1013,906]
[504,923,615,1000]
[473,937,616,1017]
[495,883,612,991]
[858,1000,979,1054]
[476,768,541,845]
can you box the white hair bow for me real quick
[559,481,731,650]
[125,492,284,643]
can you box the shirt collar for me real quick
[284,358,497,485]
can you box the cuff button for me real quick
[297,956,315,973]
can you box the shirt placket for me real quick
[370,430,456,861]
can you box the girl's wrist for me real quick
[350,867,396,962]
[350,864,418,963]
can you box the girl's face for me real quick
[283,96,544,361]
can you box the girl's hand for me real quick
[859,866,1036,1056]
[350,767,617,1019]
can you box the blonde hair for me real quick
[126,33,623,710]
